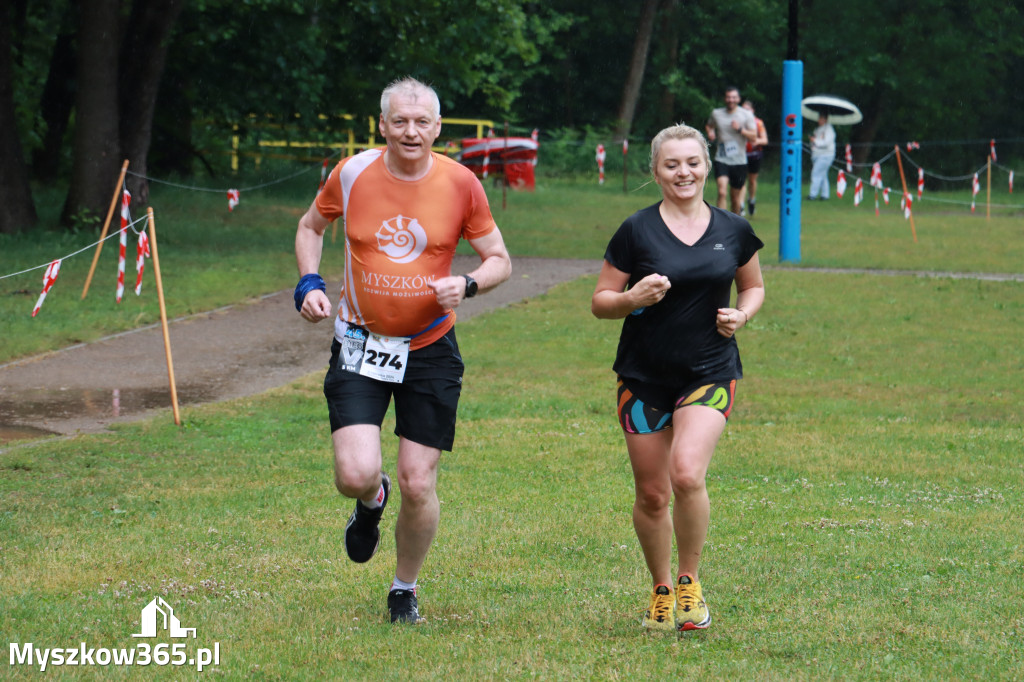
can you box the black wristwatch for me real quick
[462,274,478,298]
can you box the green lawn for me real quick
[1,175,1023,679]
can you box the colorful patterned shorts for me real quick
[616,376,736,434]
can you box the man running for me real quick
[705,86,757,214]
[294,77,511,624]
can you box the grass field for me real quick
[2,175,1023,679]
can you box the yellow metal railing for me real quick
[231,115,496,170]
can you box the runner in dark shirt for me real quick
[592,123,765,632]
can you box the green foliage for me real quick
[9,0,1024,194]
[138,0,575,174]
[517,0,788,137]
[801,0,1024,170]
[164,0,565,126]
[532,126,652,177]
[8,0,71,160]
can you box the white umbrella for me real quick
[801,95,863,125]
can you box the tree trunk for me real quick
[32,20,77,183]
[62,0,122,228]
[656,0,681,125]
[613,0,659,141]
[850,91,887,166]
[0,0,37,234]
[152,69,199,177]
[10,0,29,54]
[119,0,185,204]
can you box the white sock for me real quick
[391,577,416,592]
[361,482,385,510]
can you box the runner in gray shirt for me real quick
[705,86,756,215]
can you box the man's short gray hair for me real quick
[380,78,441,119]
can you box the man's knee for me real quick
[332,427,383,497]
[396,468,437,506]
[334,463,379,498]
[716,177,730,200]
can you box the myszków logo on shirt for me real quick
[376,215,427,264]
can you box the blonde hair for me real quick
[649,123,711,175]
[380,77,441,119]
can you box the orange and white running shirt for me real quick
[315,149,497,350]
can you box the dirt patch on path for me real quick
[0,257,602,442]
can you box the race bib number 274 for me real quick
[340,326,409,383]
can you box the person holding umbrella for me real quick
[808,113,836,200]
[801,96,863,201]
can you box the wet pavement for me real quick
[0,257,602,446]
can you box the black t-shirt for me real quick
[603,202,764,387]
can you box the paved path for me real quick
[0,257,602,442]
[767,265,1024,282]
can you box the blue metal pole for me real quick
[779,60,803,263]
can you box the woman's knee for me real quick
[670,467,707,496]
[634,481,672,514]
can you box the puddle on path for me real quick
[0,385,215,445]
[0,424,59,443]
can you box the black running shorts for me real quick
[714,162,749,190]
[323,328,464,451]
[746,152,763,175]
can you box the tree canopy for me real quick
[3,0,1022,233]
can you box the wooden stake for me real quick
[147,207,181,426]
[502,121,509,210]
[986,156,992,221]
[622,139,629,194]
[893,146,918,243]
[81,160,130,299]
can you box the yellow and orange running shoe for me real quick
[675,574,711,631]
[642,584,676,631]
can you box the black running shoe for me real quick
[748,198,757,216]
[343,472,391,563]
[388,588,425,624]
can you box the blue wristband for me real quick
[294,273,327,312]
